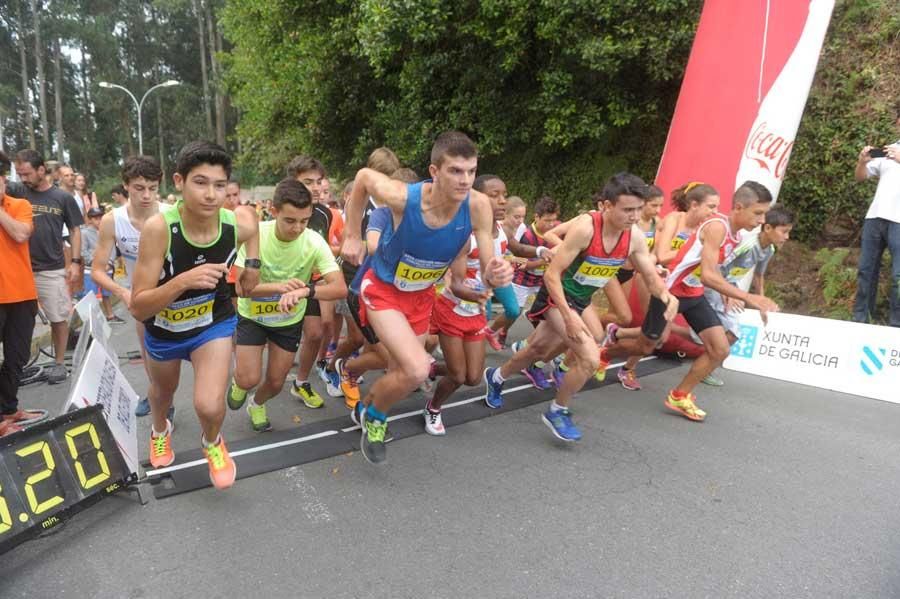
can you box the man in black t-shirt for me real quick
[9,150,84,384]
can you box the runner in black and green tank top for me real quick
[129,141,261,491]
[143,201,238,340]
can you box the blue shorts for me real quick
[76,272,111,300]
[144,316,237,362]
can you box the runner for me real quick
[91,156,167,417]
[484,173,679,441]
[653,181,777,421]
[423,238,492,435]
[700,205,794,386]
[130,141,261,490]
[286,156,333,408]
[227,178,345,432]
[341,131,513,464]
[224,179,242,309]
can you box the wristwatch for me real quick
[244,258,262,269]
[72,257,83,265]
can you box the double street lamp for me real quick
[98,80,180,155]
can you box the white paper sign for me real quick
[724,310,900,404]
[64,341,140,475]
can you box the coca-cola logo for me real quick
[743,122,794,179]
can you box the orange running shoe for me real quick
[149,421,175,468]
[336,358,360,410]
[204,436,236,490]
[664,391,706,422]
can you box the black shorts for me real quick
[677,295,722,335]
[642,296,669,340]
[347,291,379,345]
[616,268,635,285]
[526,285,590,324]
[235,317,303,353]
[305,297,321,318]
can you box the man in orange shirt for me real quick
[0,151,48,436]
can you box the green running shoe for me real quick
[227,380,248,410]
[247,400,272,433]
[290,381,324,408]
[360,411,387,464]
[701,373,725,387]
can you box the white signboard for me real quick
[64,341,140,475]
[724,310,900,404]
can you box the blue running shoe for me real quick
[135,397,151,417]
[521,365,552,390]
[483,368,504,409]
[551,364,566,388]
[324,368,343,398]
[541,408,582,442]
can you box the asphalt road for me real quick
[1,311,899,599]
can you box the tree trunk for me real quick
[78,14,94,157]
[15,1,37,150]
[30,0,50,153]
[215,21,228,147]
[52,38,65,161]
[193,0,213,138]
[156,93,166,190]
[206,1,225,147]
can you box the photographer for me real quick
[853,106,900,327]
[0,151,48,436]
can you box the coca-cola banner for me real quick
[655,0,835,212]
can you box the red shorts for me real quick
[359,271,435,337]
[430,295,486,342]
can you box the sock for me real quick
[202,434,221,448]
[151,421,170,437]
[671,389,688,399]
[599,348,610,363]
[295,379,307,387]
[249,395,262,409]
[549,401,565,413]
[366,404,387,423]
[491,368,506,385]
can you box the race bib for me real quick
[249,295,294,325]
[727,265,751,280]
[154,293,214,333]
[393,254,448,292]
[683,265,704,288]
[671,233,689,250]
[572,257,623,289]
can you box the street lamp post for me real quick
[98,80,180,155]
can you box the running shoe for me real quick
[203,436,237,490]
[350,399,364,426]
[521,365,552,390]
[45,363,68,385]
[247,400,272,433]
[423,409,446,436]
[290,381,324,409]
[551,360,566,388]
[337,358,360,409]
[148,421,174,468]
[701,373,725,386]
[107,315,126,325]
[315,359,330,385]
[135,396,151,417]
[483,327,503,351]
[227,379,248,410]
[324,367,343,398]
[483,367,504,409]
[617,368,642,391]
[510,339,527,354]
[360,410,387,464]
[602,322,619,347]
[497,329,508,348]
[593,357,609,382]
[664,391,706,422]
[324,342,337,361]
[541,408,582,442]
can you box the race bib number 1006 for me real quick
[393,254,447,292]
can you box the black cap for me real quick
[87,207,104,218]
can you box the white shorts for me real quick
[512,283,541,309]
[704,290,741,339]
[35,269,72,323]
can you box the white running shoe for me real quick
[423,410,446,436]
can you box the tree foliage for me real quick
[222,0,701,205]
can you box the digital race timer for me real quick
[0,405,131,554]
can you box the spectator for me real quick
[8,149,84,384]
[111,184,128,206]
[78,207,122,324]
[225,179,241,211]
[853,106,900,327]
[0,151,48,436]
[74,172,100,215]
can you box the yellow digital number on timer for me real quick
[15,441,64,515]
[65,423,111,490]
[0,483,12,533]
